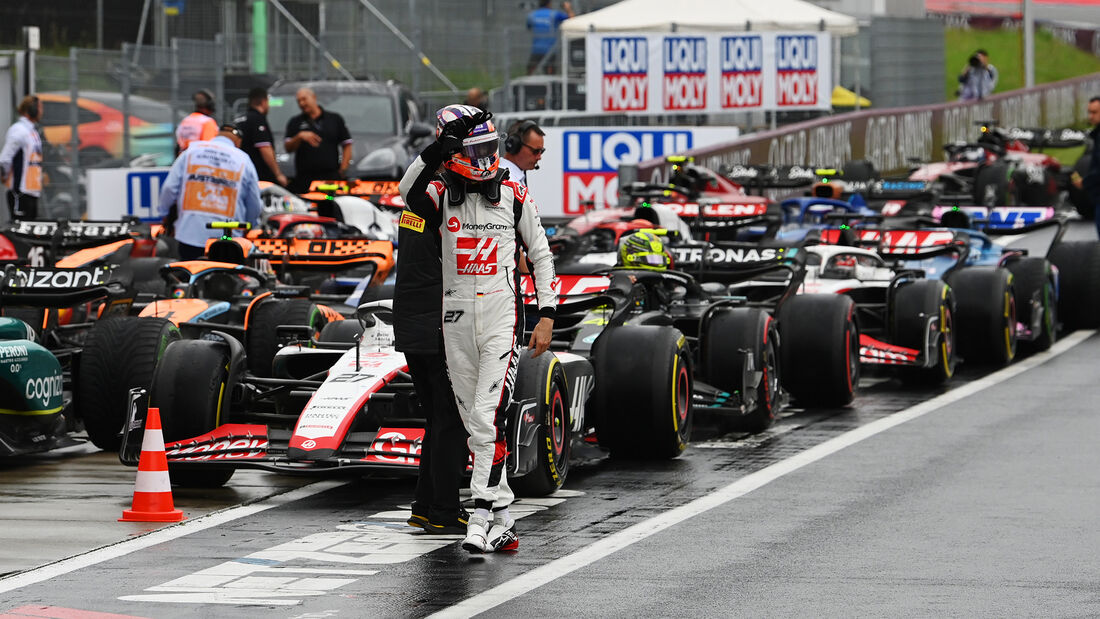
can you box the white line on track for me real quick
[0,479,348,595]
[431,330,1095,619]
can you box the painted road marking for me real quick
[431,330,1095,618]
[0,480,348,595]
[117,493,581,606]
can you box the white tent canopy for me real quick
[560,0,859,36]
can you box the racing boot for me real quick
[487,512,518,552]
[462,513,491,553]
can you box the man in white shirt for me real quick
[499,120,545,187]
[0,96,45,220]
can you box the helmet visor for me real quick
[461,132,500,162]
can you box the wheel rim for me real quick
[550,387,566,457]
[847,323,860,394]
[941,304,955,377]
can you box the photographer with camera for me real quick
[958,49,998,101]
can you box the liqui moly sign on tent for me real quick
[586,31,831,114]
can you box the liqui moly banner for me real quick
[586,31,831,114]
[523,127,736,217]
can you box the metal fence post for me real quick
[121,43,132,163]
[171,38,180,136]
[215,34,226,124]
[68,47,81,218]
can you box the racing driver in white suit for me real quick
[399,104,557,553]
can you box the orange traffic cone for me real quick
[120,407,184,522]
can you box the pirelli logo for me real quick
[399,211,425,233]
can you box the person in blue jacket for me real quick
[527,0,574,74]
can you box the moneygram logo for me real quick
[720,35,763,109]
[601,37,648,112]
[663,37,706,111]
[776,35,818,107]
[447,217,461,232]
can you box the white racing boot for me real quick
[462,513,490,553]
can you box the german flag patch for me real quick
[399,211,425,233]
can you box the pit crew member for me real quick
[157,124,263,259]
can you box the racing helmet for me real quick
[619,229,671,270]
[436,104,499,181]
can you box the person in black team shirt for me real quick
[394,181,470,535]
[235,87,288,187]
[284,87,352,193]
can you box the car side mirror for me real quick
[408,122,433,141]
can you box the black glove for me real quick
[438,110,494,156]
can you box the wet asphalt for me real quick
[0,221,1098,617]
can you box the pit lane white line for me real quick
[433,330,1096,619]
[0,479,348,595]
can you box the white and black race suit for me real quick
[400,143,557,512]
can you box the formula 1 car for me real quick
[0,218,170,268]
[119,299,595,496]
[0,263,178,454]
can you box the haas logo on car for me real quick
[25,374,63,403]
[455,237,498,275]
[776,35,818,107]
[447,217,461,233]
[663,37,707,111]
[720,35,763,109]
[602,37,648,112]
[880,230,955,254]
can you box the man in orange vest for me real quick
[175,89,219,153]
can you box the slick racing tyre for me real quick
[246,298,332,376]
[1048,241,1100,330]
[777,294,859,408]
[150,339,235,488]
[974,163,1014,206]
[1005,257,1056,353]
[77,317,180,451]
[317,319,363,344]
[892,280,957,385]
[510,351,571,497]
[945,267,1016,367]
[702,307,781,433]
[593,325,692,459]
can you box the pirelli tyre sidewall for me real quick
[703,307,782,432]
[150,339,235,488]
[592,325,692,459]
[944,267,1017,367]
[510,350,571,497]
[777,294,859,409]
[893,279,957,385]
[245,297,333,377]
[77,316,181,451]
[1048,241,1100,331]
[1006,256,1057,352]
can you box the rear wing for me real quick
[669,241,804,282]
[306,179,405,209]
[251,237,395,271]
[722,164,818,191]
[877,229,969,260]
[1003,127,1088,149]
[659,201,775,232]
[520,274,612,305]
[2,219,144,264]
[0,264,128,308]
